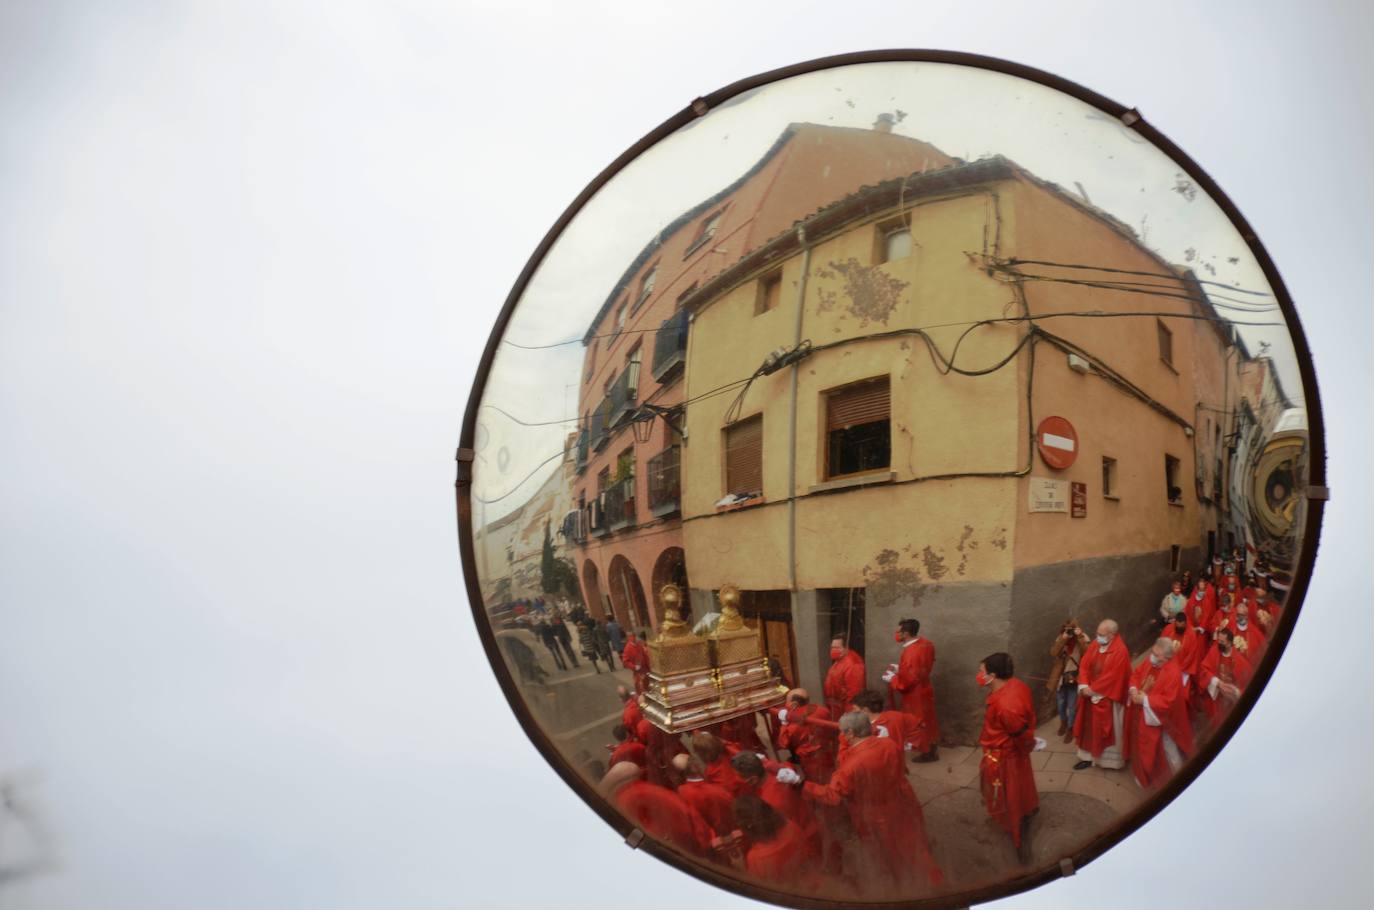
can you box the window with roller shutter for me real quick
[825,377,890,479]
[724,416,763,497]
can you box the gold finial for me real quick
[656,584,689,638]
[716,583,745,632]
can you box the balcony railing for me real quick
[647,446,681,517]
[590,398,612,452]
[574,429,589,472]
[608,364,640,428]
[604,476,637,532]
[589,493,610,537]
[651,310,689,382]
[561,508,587,545]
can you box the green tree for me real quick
[540,521,582,604]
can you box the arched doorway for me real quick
[651,547,691,625]
[582,560,606,621]
[608,554,651,633]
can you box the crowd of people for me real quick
[510,549,1285,895]
[1053,552,1283,794]
[491,596,630,681]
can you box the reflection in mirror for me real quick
[464,60,1312,905]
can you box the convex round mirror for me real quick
[456,52,1323,909]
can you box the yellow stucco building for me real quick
[678,156,1249,741]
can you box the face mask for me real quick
[1149,654,1164,667]
[1237,618,1248,629]
[1096,635,1110,646]
[1195,590,1204,600]
[976,670,990,687]
[893,631,903,643]
[829,648,843,661]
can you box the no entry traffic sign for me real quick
[1036,416,1079,470]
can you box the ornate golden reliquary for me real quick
[640,583,787,734]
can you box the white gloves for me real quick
[881,669,896,683]
[778,709,788,725]
[1033,737,1048,752]
[776,767,802,785]
[875,724,890,738]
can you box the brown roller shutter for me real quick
[827,378,890,431]
[725,416,763,495]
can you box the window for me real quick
[876,218,912,264]
[685,209,724,257]
[1102,456,1118,498]
[626,344,641,394]
[1157,319,1174,368]
[613,299,628,339]
[633,265,658,311]
[755,270,782,315]
[585,342,597,382]
[1170,545,1182,572]
[825,377,891,479]
[597,467,611,493]
[1165,454,1182,503]
[724,415,763,496]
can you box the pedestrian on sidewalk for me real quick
[1047,618,1089,743]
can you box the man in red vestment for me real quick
[797,712,944,894]
[608,724,647,768]
[601,761,714,859]
[617,685,643,737]
[1072,619,1131,771]
[693,731,749,798]
[620,633,649,695]
[672,754,736,837]
[776,689,837,785]
[1162,611,1206,683]
[1196,628,1254,725]
[1253,588,1281,635]
[1232,602,1266,658]
[853,689,917,753]
[734,795,825,890]
[636,717,686,787]
[885,618,939,762]
[1125,638,1194,791]
[729,751,822,862]
[976,652,1040,863]
[1188,577,1217,632]
[823,638,867,721]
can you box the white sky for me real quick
[1,2,1370,909]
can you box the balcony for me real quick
[574,429,589,473]
[647,446,681,517]
[608,365,640,429]
[604,476,637,532]
[561,508,587,545]
[589,493,610,537]
[590,398,612,452]
[651,310,689,383]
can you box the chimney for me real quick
[873,113,895,133]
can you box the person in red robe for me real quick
[1232,602,1267,658]
[1161,611,1206,682]
[1125,638,1195,791]
[885,618,939,761]
[1253,589,1282,636]
[729,751,822,861]
[797,711,944,894]
[1188,577,1217,632]
[776,689,837,785]
[620,633,649,695]
[607,724,647,768]
[692,731,748,798]
[851,689,917,754]
[1072,619,1131,770]
[636,717,686,787]
[617,685,644,735]
[976,652,1040,862]
[671,754,736,837]
[733,794,825,890]
[1196,628,1254,727]
[823,638,867,722]
[601,761,714,859]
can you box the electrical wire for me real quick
[995,257,1274,297]
[473,448,569,504]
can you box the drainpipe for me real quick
[787,226,812,595]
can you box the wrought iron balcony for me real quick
[604,476,637,532]
[561,508,587,544]
[590,398,612,452]
[608,364,640,428]
[574,429,589,472]
[647,446,681,517]
[651,309,689,382]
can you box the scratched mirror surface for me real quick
[464,60,1314,906]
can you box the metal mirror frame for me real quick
[453,49,1326,910]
